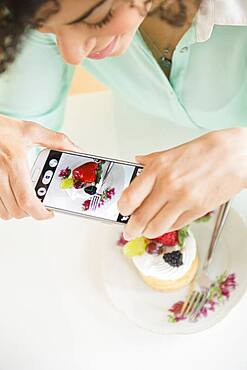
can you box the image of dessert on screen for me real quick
[44,154,135,220]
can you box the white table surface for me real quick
[0,91,247,370]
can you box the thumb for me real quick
[29,123,83,152]
[135,152,161,165]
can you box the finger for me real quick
[143,201,186,239]
[136,140,189,165]
[0,198,11,220]
[0,174,28,219]
[135,152,162,165]
[170,210,207,231]
[9,155,54,220]
[117,167,156,216]
[27,122,83,152]
[123,183,167,240]
[135,146,176,165]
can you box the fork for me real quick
[89,162,114,212]
[180,200,232,322]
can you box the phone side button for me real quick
[37,187,47,197]
[42,170,53,185]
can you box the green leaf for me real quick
[167,314,177,323]
[216,271,228,284]
[195,214,212,223]
[178,225,189,247]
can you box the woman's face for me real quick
[37,0,151,64]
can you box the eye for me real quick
[84,9,114,29]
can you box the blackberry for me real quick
[84,185,97,195]
[163,251,183,267]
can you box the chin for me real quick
[111,44,130,56]
[111,33,136,57]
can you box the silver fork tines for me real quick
[89,195,101,211]
[190,290,209,321]
[180,200,232,322]
[89,162,114,212]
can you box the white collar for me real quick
[195,0,247,42]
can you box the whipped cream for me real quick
[132,231,197,281]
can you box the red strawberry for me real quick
[73,162,98,183]
[154,231,178,246]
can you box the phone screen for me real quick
[34,150,143,224]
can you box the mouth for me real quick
[87,36,118,60]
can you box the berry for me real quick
[155,231,178,246]
[59,167,71,178]
[84,185,97,195]
[117,233,128,247]
[123,237,148,257]
[73,162,98,183]
[74,181,84,189]
[163,251,183,267]
[60,178,74,189]
[82,199,91,211]
[145,242,165,255]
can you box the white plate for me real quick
[101,208,247,334]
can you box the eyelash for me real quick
[86,9,114,29]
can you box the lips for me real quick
[87,36,118,60]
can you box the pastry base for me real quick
[139,254,199,292]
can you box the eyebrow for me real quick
[65,0,108,25]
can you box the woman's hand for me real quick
[0,115,80,220]
[118,128,247,240]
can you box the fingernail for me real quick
[123,231,132,241]
[47,211,54,219]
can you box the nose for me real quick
[56,29,96,65]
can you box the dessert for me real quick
[58,160,116,211]
[118,227,199,292]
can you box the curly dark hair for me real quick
[0,0,196,74]
[0,0,59,73]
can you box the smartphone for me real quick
[31,149,143,224]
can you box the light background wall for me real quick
[69,66,106,95]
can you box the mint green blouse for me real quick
[0,23,247,132]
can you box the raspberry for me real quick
[59,167,71,179]
[82,199,91,211]
[154,231,178,246]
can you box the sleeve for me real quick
[0,30,75,131]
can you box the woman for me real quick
[0,0,247,241]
